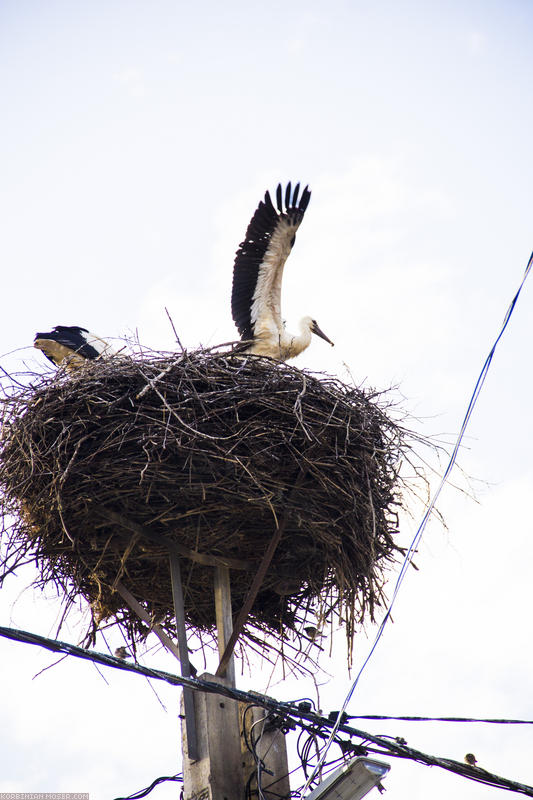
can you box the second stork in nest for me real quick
[231,182,334,360]
[34,325,113,370]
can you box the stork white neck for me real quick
[281,317,315,359]
[247,316,317,360]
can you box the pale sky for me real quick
[1,1,533,798]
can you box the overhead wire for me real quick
[112,773,183,800]
[301,248,533,792]
[2,624,533,796]
[345,714,533,725]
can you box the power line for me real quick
[113,773,183,800]
[2,624,533,797]
[346,715,533,725]
[302,248,533,790]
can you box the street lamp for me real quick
[304,757,390,800]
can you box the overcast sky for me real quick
[1,1,533,798]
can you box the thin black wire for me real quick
[242,704,258,755]
[244,711,267,800]
[347,714,533,725]
[303,248,533,791]
[299,730,321,780]
[245,706,296,800]
[251,716,268,800]
[112,773,183,800]
[3,625,533,795]
[243,705,271,800]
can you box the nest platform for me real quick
[0,348,409,664]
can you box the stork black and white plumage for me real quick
[34,325,113,370]
[231,182,334,360]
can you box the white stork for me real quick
[231,182,334,360]
[34,325,113,370]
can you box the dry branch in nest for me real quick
[0,347,415,668]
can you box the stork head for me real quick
[306,317,334,347]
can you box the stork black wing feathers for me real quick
[231,182,311,341]
[34,325,101,361]
[277,184,283,213]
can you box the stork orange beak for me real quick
[311,321,334,346]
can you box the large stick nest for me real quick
[0,348,412,666]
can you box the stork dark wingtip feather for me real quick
[300,185,311,212]
[276,183,283,213]
[285,181,292,211]
[264,190,275,214]
[293,182,300,208]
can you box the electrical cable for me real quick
[301,248,533,792]
[246,707,294,800]
[112,772,183,800]
[3,622,533,794]
[300,730,322,780]
[345,714,533,725]
[253,717,268,800]
[243,705,270,800]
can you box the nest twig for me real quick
[0,347,414,667]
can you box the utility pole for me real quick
[181,677,291,800]
[181,672,244,799]
[180,565,290,799]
